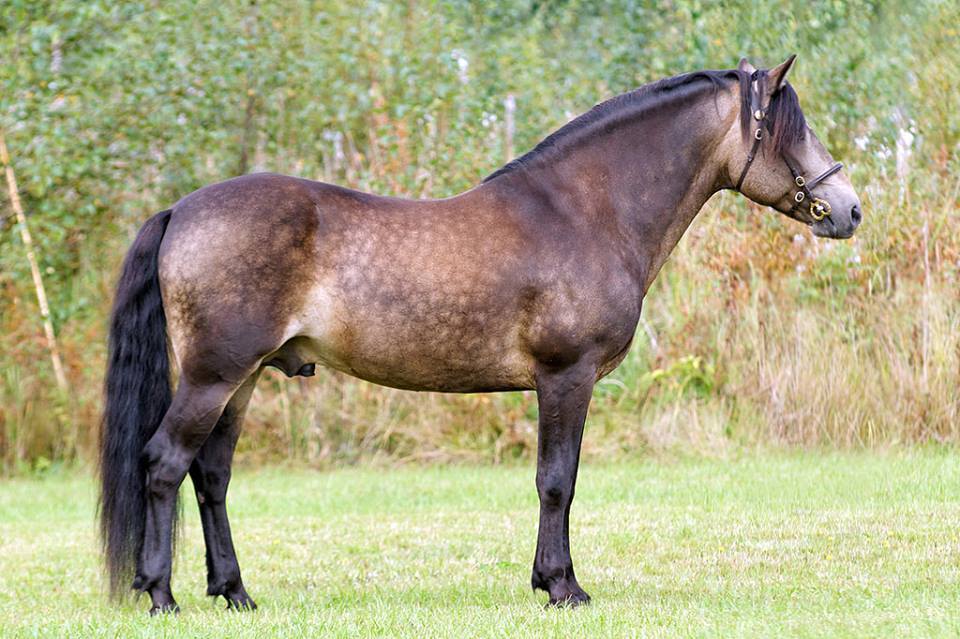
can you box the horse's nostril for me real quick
[851,204,862,226]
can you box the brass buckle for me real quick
[810,198,831,221]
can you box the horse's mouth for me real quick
[811,215,855,240]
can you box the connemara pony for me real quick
[100,55,861,613]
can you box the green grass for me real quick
[1,452,959,637]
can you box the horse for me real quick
[99,55,861,613]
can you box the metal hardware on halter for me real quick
[786,160,843,220]
[810,198,831,221]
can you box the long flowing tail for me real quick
[99,209,173,597]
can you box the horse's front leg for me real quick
[531,361,595,606]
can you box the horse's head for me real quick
[729,55,862,239]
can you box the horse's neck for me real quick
[496,89,737,293]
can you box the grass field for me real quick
[1,452,959,637]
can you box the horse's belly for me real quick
[303,332,534,392]
[289,284,535,392]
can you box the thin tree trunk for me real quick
[0,133,69,393]
[237,90,257,176]
[504,94,516,163]
[236,2,259,176]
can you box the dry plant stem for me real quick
[504,94,516,163]
[0,132,69,394]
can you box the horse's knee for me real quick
[537,475,572,509]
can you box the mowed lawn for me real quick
[1,452,959,637]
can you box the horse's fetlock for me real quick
[132,571,158,593]
[533,563,572,584]
[205,579,227,596]
[207,568,242,596]
[223,571,242,591]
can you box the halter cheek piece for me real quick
[734,80,843,222]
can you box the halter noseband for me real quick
[734,79,843,222]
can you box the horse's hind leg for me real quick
[189,371,260,610]
[135,377,241,614]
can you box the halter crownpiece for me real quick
[734,71,843,223]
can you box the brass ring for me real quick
[810,199,831,221]
[795,176,805,187]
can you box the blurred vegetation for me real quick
[1,0,958,473]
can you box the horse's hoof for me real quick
[532,568,591,608]
[149,603,180,616]
[547,588,591,608]
[224,588,258,612]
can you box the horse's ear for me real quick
[767,54,797,94]
[737,57,756,74]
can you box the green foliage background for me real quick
[1,0,959,471]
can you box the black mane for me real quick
[485,66,807,182]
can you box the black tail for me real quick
[99,209,173,598]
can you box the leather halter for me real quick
[734,75,843,222]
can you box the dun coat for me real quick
[99,56,861,613]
